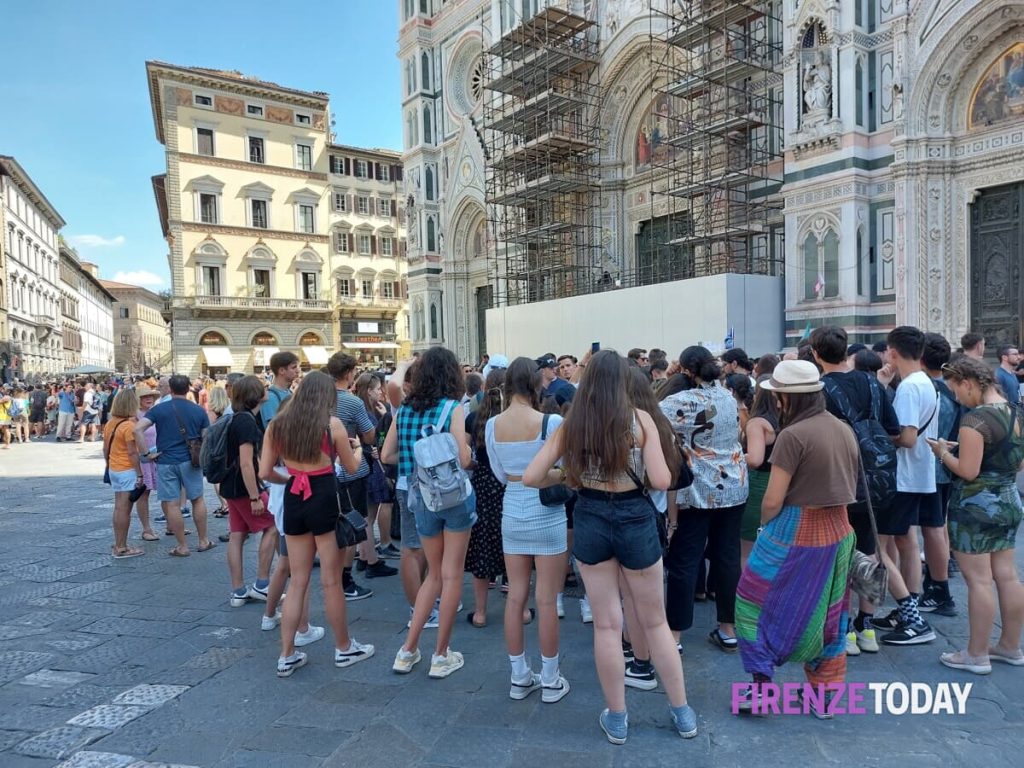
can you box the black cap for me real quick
[535,356,557,370]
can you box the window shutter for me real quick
[344,157,351,175]
[393,281,401,298]
[375,163,382,181]
[396,166,404,182]
[348,233,354,253]
[371,235,377,255]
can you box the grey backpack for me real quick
[412,400,470,512]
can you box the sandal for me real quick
[141,532,160,542]
[111,546,144,559]
[165,529,194,536]
[213,507,228,518]
[940,650,992,675]
[466,612,487,628]
[197,540,217,553]
[169,547,191,557]
[708,628,738,653]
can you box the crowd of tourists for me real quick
[86,328,1024,745]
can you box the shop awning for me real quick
[201,346,234,367]
[343,342,400,350]
[253,346,279,367]
[301,345,329,365]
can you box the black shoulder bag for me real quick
[538,414,575,507]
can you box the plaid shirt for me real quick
[395,398,458,479]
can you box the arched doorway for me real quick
[448,202,489,363]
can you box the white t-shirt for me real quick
[893,370,939,493]
[83,390,98,414]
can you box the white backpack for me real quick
[412,400,470,512]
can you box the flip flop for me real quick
[197,540,217,553]
[165,529,194,536]
[141,532,160,542]
[169,547,191,557]
[466,612,487,628]
[112,547,144,559]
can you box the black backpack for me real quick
[200,413,235,484]
[823,374,898,510]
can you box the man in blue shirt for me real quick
[134,374,212,556]
[56,383,77,441]
[995,345,1021,407]
[328,352,396,600]
[260,354,299,428]
[536,355,575,408]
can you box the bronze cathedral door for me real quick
[970,182,1024,349]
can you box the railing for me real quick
[336,296,406,309]
[33,314,59,329]
[174,295,331,311]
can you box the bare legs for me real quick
[505,553,567,659]
[403,528,471,658]
[111,491,134,552]
[280,530,352,659]
[957,549,1024,657]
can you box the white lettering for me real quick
[933,684,954,715]
[910,683,933,714]
[886,682,909,715]
[951,682,973,714]
[868,682,887,714]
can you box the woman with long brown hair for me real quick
[525,350,697,744]
[464,367,510,627]
[259,371,372,678]
[488,357,570,703]
[104,388,145,559]
[355,372,397,557]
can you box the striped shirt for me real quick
[335,389,374,482]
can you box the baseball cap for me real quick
[535,356,558,370]
[482,354,509,380]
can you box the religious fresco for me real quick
[634,93,679,170]
[969,43,1024,129]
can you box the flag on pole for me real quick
[724,326,735,350]
[800,321,813,341]
[814,273,825,297]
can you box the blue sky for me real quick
[0,0,401,290]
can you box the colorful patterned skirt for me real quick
[735,504,855,685]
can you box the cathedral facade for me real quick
[399,0,1024,359]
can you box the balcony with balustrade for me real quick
[163,293,332,320]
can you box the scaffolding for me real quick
[483,3,602,307]
[645,0,785,282]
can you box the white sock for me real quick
[541,654,560,686]
[509,652,530,679]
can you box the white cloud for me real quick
[70,234,126,248]
[113,270,165,287]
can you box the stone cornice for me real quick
[172,221,330,244]
[176,153,328,182]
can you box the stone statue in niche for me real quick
[803,50,832,114]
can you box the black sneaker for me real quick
[919,592,958,617]
[622,640,634,663]
[881,620,936,645]
[870,609,901,630]
[344,582,374,601]
[624,659,657,691]
[354,557,367,572]
[364,561,398,578]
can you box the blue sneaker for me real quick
[599,709,628,745]
[670,704,698,738]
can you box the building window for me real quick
[338,278,352,297]
[377,199,392,217]
[421,52,431,90]
[426,216,436,251]
[296,143,313,171]
[298,204,315,234]
[330,156,349,175]
[247,104,263,117]
[301,272,319,300]
[381,237,393,257]
[250,199,269,229]
[423,105,433,144]
[355,160,368,179]
[119,307,129,319]
[382,281,395,299]
[358,196,369,215]
[362,279,373,297]
[295,113,311,125]
[335,231,349,253]
[199,193,218,224]
[195,94,213,107]
[358,234,371,255]
[201,265,222,296]
[252,268,271,297]
[249,136,265,164]
[197,127,215,156]
[333,191,347,211]
[380,165,391,182]
[425,166,435,200]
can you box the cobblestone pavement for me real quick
[0,437,1021,767]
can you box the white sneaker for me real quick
[542,674,570,703]
[294,625,325,647]
[407,606,441,629]
[556,593,565,619]
[429,650,465,678]
[261,610,281,631]
[509,671,542,700]
[581,597,593,624]
[249,583,270,601]
[856,627,880,653]
[276,651,307,678]
[335,638,375,668]
[393,647,421,674]
[230,589,252,608]
[845,631,861,656]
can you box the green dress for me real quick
[947,403,1024,554]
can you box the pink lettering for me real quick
[730,683,747,715]
[762,683,781,715]
[802,683,825,715]
[826,683,845,715]
[781,682,801,714]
